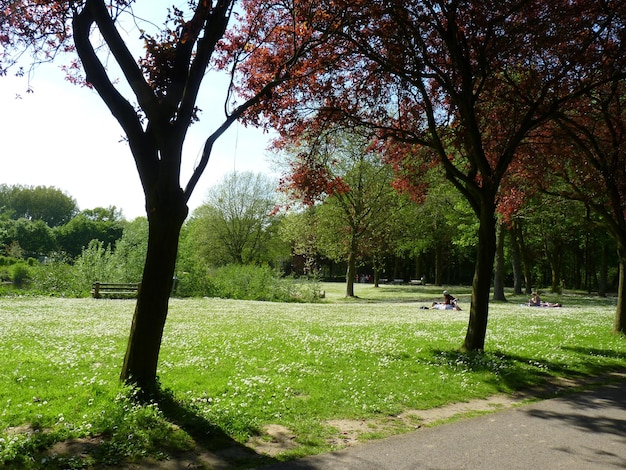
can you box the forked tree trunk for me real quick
[462,202,497,352]
[120,188,188,394]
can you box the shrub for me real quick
[9,262,31,287]
[174,263,216,298]
[206,264,321,302]
[30,256,86,297]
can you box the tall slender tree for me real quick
[188,171,281,266]
[524,78,626,333]
[1,0,336,392]
[280,130,400,297]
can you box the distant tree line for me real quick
[0,185,125,259]
[0,176,617,299]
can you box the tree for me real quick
[279,130,401,297]
[525,78,626,333]
[55,206,125,257]
[109,217,149,284]
[5,218,56,258]
[395,176,477,287]
[1,1,333,392]
[0,184,78,227]
[238,0,625,351]
[186,171,284,266]
[278,207,322,277]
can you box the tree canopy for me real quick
[235,0,626,349]
[186,171,283,266]
[0,184,78,227]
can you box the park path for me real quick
[257,372,626,470]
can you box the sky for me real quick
[0,9,277,221]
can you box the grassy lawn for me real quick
[1,283,625,468]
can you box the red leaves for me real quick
[279,151,349,205]
[1,1,73,74]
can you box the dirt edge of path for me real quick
[43,369,626,469]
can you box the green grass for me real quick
[1,284,625,468]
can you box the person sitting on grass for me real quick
[432,290,462,310]
[529,292,541,306]
[526,291,562,308]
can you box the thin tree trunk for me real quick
[493,220,507,301]
[462,202,497,352]
[434,245,443,286]
[545,240,561,293]
[614,244,626,334]
[598,243,608,297]
[516,222,533,294]
[120,189,188,394]
[346,237,357,297]
[510,225,523,295]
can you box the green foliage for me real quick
[108,217,148,283]
[9,262,31,287]
[208,264,321,302]
[0,184,78,227]
[182,172,287,267]
[30,255,85,297]
[172,261,212,298]
[73,240,114,285]
[8,218,56,258]
[55,207,125,258]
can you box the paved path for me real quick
[258,379,626,469]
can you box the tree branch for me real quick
[86,0,161,123]
[73,3,158,192]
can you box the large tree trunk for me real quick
[462,201,497,352]
[614,244,626,334]
[493,220,507,301]
[120,188,188,394]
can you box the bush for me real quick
[30,256,86,297]
[205,264,321,302]
[9,262,31,287]
[174,263,216,298]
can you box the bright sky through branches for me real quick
[0,1,274,220]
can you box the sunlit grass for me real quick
[1,285,625,468]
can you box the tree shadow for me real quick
[428,347,626,398]
[524,380,626,429]
[153,387,278,469]
[521,380,626,468]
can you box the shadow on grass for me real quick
[429,347,626,396]
[154,387,278,469]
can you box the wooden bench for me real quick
[92,282,140,299]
